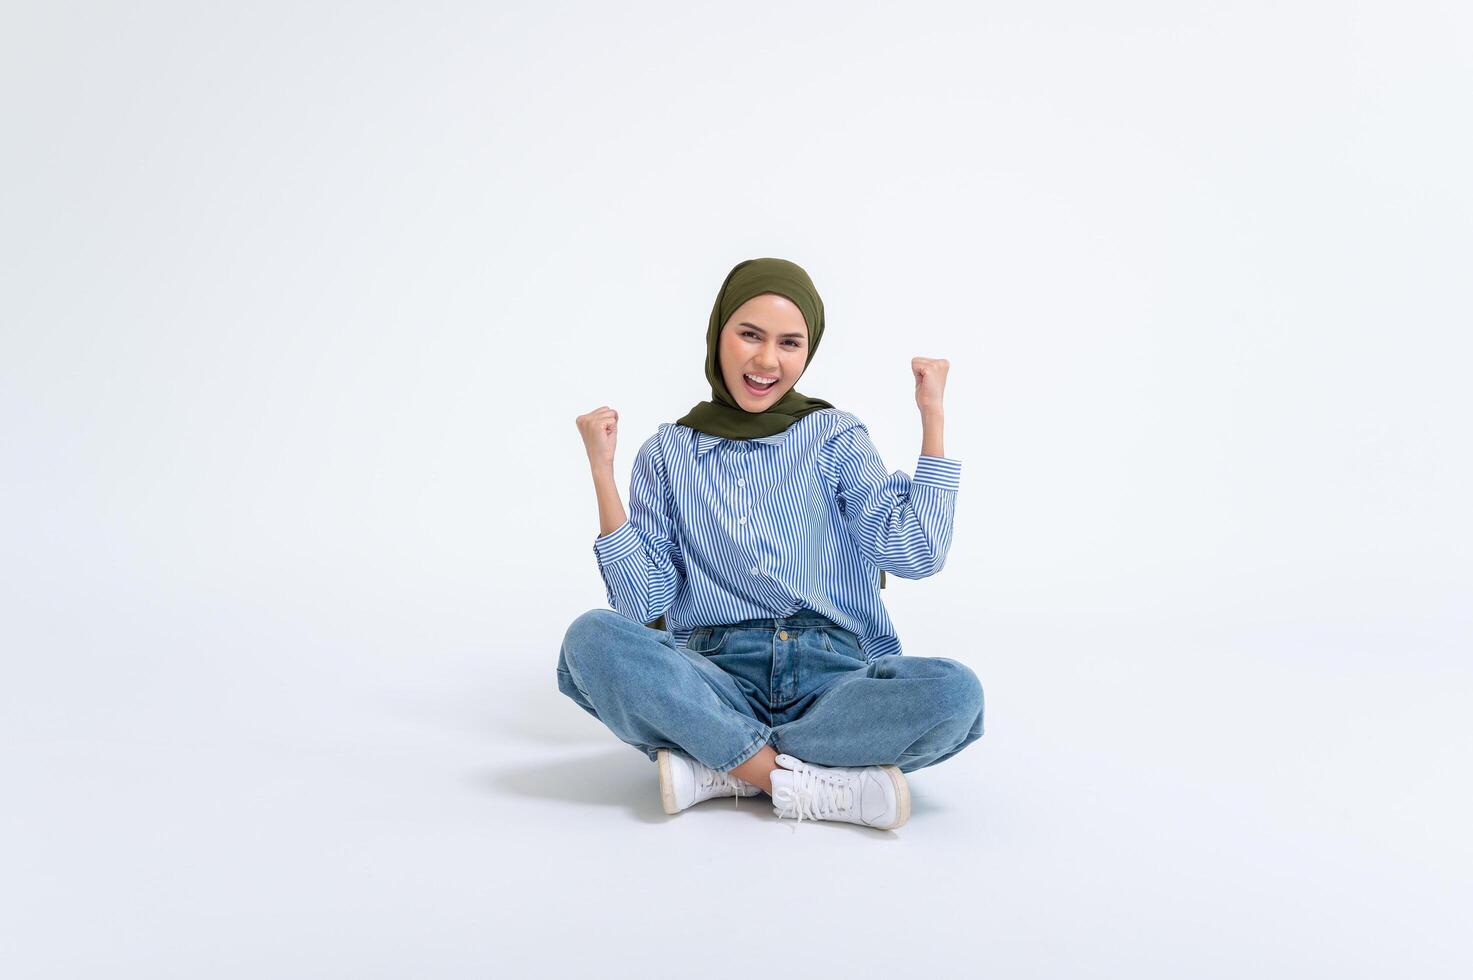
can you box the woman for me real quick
[557,257,984,831]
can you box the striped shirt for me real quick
[592,407,961,659]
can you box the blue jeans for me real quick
[556,608,985,774]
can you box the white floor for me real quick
[5,4,1471,974]
[5,603,1468,979]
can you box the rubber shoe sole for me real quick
[657,748,681,814]
[880,764,911,829]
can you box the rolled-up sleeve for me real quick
[592,434,684,624]
[825,421,961,579]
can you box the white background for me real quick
[3,2,1470,977]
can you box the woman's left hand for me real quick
[912,357,949,414]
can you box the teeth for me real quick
[745,373,778,385]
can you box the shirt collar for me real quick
[695,427,790,458]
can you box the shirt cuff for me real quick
[592,519,641,565]
[913,455,961,491]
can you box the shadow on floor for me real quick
[482,746,929,833]
[479,748,673,824]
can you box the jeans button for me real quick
[779,630,789,641]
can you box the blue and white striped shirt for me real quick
[592,407,961,659]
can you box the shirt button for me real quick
[779,630,789,641]
[738,515,747,524]
[750,566,761,575]
[737,478,745,487]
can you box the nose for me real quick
[754,340,780,373]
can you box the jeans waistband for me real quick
[720,610,839,630]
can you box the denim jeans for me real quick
[556,608,985,774]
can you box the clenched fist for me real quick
[912,357,949,414]
[576,406,619,470]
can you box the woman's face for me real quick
[717,293,810,413]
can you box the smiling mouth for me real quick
[743,373,778,395]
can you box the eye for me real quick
[741,330,759,340]
[783,340,801,348]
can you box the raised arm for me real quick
[824,358,961,579]
[576,408,683,625]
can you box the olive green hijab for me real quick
[675,257,834,439]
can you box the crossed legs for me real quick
[557,609,985,794]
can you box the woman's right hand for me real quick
[576,406,618,470]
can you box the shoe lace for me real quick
[777,764,854,829]
[699,764,747,808]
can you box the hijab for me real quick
[675,257,834,439]
[670,256,887,592]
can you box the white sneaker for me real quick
[657,748,762,814]
[769,753,910,830]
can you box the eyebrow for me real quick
[738,321,807,340]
